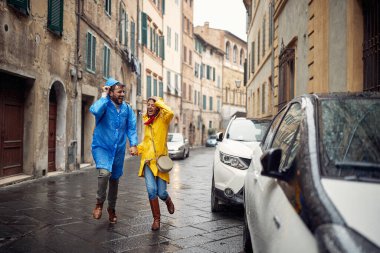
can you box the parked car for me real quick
[243,93,380,253]
[167,133,190,159]
[211,117,271,211]
[206,135,218,147]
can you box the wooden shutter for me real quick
[160,36,165,60]
[7,0,29,15]
[141,12,147,46]
[47,0,63,36]
[159,81,163,98]
[146,76,152,98]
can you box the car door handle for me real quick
[273,216,281,229]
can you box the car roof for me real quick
[300,92,380,101]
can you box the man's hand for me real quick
[129,146,138,156]
[101,86,110,97]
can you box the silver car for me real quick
[167,133,190,159]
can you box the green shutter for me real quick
[47,0,63,36]
[119,7,123,43]
[160,36,165,60]
[131,21,136,55]
[125,13,129,47]
[213,67,216,81]
[150,27,153,51]
[147,76,152,98]
[159,81,163,98]
[141,12,147,46]
[7,0,29,15]
[92,36,96,71]
[86,33,91,70]
[153,79,158,96]
[161,0,165,15]
[203,95,206,110]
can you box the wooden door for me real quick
[48,89,57,172]
[0,79,24,177]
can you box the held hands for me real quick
[129,146,138,156]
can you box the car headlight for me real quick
[219,151,248,170]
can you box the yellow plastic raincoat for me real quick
[137,99,174,183]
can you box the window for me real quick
[225,42,230,60]
[198,92,201,106]
[184,46,187,62]
[213,68,216,81]
[217,98,221,112]
[189,51,192,65]
[131,21,136,55]
[258,31,260,64]
[194,90,197,104]
[189,85,192,101]
[233,45,238,63]
[217,76,221,88]
[167,26,171,47]
[183,83,187,99]
[141,12,148,46]
[153,78,158,96]
[194,63,199,77]
[47,0,64,36]
[203,95,206,110]
[175,74,179,96]
[103,45,110,78]
[7,0,30,15]
[206,65,210,80]
[159,81,163,97]
[86,32,96,72]
[209,96,213,111]
[105,0,111,16]
[240,49,244,65]
[251,42,255,73]
[167,71,171,92]
[175,33,179,51]
[262,16,266,56]
[146,75,152,98]
[209,121,212,128]
[278,45,295,109]
[262,83,266,114]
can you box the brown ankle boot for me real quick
[149,197,160,231]
[165,196,175,214]
[92,200,103,219]
[107,208,117,224]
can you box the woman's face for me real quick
[147,99,158,117]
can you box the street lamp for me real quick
[235,80,241,88]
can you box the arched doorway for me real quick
[48,81,67,172]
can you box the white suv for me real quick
[211,117,270,211]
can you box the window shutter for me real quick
[160,36,165,60]
[141,12,147,46]
[47,0,63,36]
[103,46,107,77]
[125,13,129,47]
[92,36,97,71]
[119,7,123,43]
[146,76,152,98]
[131,21,136,55]
[159,81,163,98]
[7,0,29,15]
[86,33,91,70]
[162,0,165,15]
[153,79,158,96]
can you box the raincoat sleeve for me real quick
[90,97,109,124]
[126,105,138,147]
[155,99,174,123]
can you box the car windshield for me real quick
[168,134,183,142]
[227,119,270,142]
[319,97,380,180]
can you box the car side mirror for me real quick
[260,148,294,182]
[216,132,223,142]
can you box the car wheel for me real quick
[182,150,186,159]
[211,174,222,212]
[243,207,253,252]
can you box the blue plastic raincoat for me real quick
[90,97,138,179]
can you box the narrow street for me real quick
[0,147,244,253]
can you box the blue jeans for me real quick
[144,165,168,201]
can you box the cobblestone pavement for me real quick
[0,147,244,253]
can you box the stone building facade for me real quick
[244,0,379,117]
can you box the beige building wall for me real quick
[181,0,196,143]
[0,1,77,177]
[163,0,182,133]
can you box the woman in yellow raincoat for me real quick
[136,96,175,230]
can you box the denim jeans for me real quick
[144,165,168,201]
[96,169,119,209]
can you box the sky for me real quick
[193,0,247,41]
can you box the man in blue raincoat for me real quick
[90,77,138,224]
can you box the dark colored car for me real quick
[205,135,217,147]
[243,93,380,253]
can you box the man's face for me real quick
[109,85,125,105]
[147,99,158,117]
